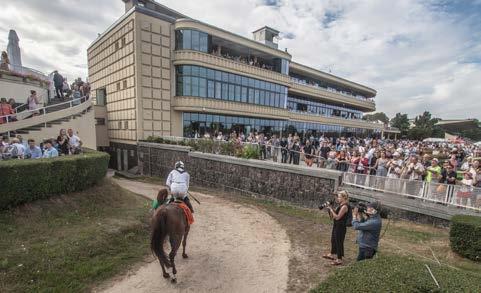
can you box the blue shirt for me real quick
[352,214,382,249]
[43,147,59,158]
[25,145,42,159]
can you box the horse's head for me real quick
[157,188,169,203]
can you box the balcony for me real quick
[173,50,291,86]
[287,111,383,129]
[289,79,376,112]
[172,96,290,120]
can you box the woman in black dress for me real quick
[323,190,350,265]
[57,128,69,155]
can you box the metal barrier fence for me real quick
[342,172,481,212]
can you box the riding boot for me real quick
[183,197,194,213]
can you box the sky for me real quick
[0,0,480,120]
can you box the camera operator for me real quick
[352,201,382,261]
[322,190,350,266]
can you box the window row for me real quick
[287,96,363,120]
[175,29,210,53]
[176,65,287,108]
[182,112,377,139]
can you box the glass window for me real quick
[200,32,208,52]
[235,75,241,85]
[222,72,229,82]
[192,30,200,51]
[191,66,199,77]
[235,85,241,102]
[215,70,222,81]
[207,69,215,80]
[242,76,248,86]
[259,90,265,105]
[191,77,199,96]
[229,73,236,84]
[254,79,260,89]
[183,30,191,50]
[199,78,207,97]
[183,76,191,96]
[199,67,207,78]
[228,84,235,101]
[184,65,191,76]
[249,78,255,88]
[248,89,254,103]
[241,87,247,103]
[215,82,222,99]
[254,90,260,104]
[207,80,215,98]
[222,83,228,99]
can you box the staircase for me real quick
[0,96,96,149]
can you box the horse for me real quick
[150,189,190,283]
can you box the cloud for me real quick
[0,0,479,120]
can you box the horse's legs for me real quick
[159,259,170,279]
[182,225,190,259]
[169,235,182,283]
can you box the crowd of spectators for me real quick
[0,128,82,160]
[198,130,481,190]
[211,46,275,71]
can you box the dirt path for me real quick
[97,179,290,293]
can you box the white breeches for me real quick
[171,183,188,200]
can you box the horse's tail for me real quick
[151,210,171,268]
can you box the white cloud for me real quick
[0,0,479,119]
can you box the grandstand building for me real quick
[87,0,399,170]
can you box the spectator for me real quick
[24,139,42,159]
[42,139,59,158]
[280,137,288,163]
[0,97,15,123]
[374,151,388,177]
[323,190,350,266]
[8,137,25,159]
[53,70,65,100]
[67,128,82,154]
[0,51,10,70]
[425,158,442,183]
[57,129,70,155]
[352,201,382,261]
[440,162,457,185]
[27,90,41,116]
[303,140,315,167]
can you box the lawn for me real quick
[0,179,151,292]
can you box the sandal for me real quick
[322,254,335,260]
[330,260,343,266]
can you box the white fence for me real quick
[342,172,481,212]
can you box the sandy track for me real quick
[96,179,290,293]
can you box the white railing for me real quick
[0,96,88,125]
[342,172,481,212]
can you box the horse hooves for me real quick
[163,273,170,279]
[182,253,188,259]
[171,278,177,284]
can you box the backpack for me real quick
[345,204,353,227]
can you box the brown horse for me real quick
[151,189,190,283]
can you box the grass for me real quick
[0,179,151,293]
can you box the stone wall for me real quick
[138,142,341,208]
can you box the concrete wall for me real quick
[138,142,341,208]
[20,109,97,149]
[0,72,49,104]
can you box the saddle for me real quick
[173,200,194,225]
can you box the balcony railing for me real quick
[173,50,291,85]
[172,96,290,120]
[289,79,376,111]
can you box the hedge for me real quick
[450,215,481,261]
[0,150,110,210]
[312,255,481,292]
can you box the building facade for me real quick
[88,0,398,170]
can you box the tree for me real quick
[407,111,441,140]
[363,112,390,124]
[390,113,410,136]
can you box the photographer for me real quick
[322,190,350,266]
[352,201,382,261]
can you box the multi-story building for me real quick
[87,0,398,170]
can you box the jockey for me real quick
[166,161,194,213]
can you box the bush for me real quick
[450,215,481,261]
[0,150,110,210]
[241,144,260,159]
[312,255,481,292]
